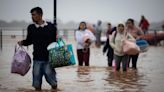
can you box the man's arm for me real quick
[18,25,33,46]
[52,24,57,42]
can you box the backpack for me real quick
[113,31,117,44]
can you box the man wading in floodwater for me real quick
[18,7,57,91]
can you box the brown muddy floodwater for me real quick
[0,36,164,92]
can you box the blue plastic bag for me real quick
[136,39,149,52]
[67,44,76,65]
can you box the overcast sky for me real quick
[0,0,164,24]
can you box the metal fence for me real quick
[0,28,77,50]
[0,27,162,50]
[0,29,2,50]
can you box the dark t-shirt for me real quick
[22,22,56,61]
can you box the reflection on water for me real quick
[56,66,151,92]
[104,68,150,92]
[74,66,150,92]
[77,66,93,82]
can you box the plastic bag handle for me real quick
[15,44,26,53]
[56,37,66,47]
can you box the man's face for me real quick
[31,11,42,23]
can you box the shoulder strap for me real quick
[125,32,129,39]
[113,31,117,44]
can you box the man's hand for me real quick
[18,41,23,46]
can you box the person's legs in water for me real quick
[95,32,101,48]
[43,62,57,90]
[107,46,114,66]
[127,55,132,68]
[122,55,129,72]
[77,49,84,66]
[108,58,113,66]
[132,54,139,69]
[32,61,44,91]
[114,55,122,71]
[83,48,90,66]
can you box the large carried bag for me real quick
[67,44,76,65]
[123,39,140,55]
[48,38,76,68]
[11,45,31,76]
[136,39,149,52]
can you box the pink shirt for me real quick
[126,26,143,39]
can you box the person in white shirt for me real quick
[75,22,96,66]
[110,23,135,72]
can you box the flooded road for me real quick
[0,36,164,92]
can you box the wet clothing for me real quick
[114,54,129,71]
[32,60,57,89]
[128,54,139,69]
[77,48,90,66]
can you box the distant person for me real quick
[93,24,96,31]
[75,21,96,66]
[110,23,135,72]
[87,23,95,34]
[103,23,115,66]
[126,18,144,69]
[18,7,57,91]
[139,15,150,34]
[95,20,102,48]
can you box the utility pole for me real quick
[54,0,56,26]
[54,0,58,37]
[0,29,2,50]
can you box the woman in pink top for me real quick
[126,18,144,69]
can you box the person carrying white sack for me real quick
[126,18,144,69]
[75,21,96,66]
[110,22,135,72]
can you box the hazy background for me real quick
[0,0,164,29]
